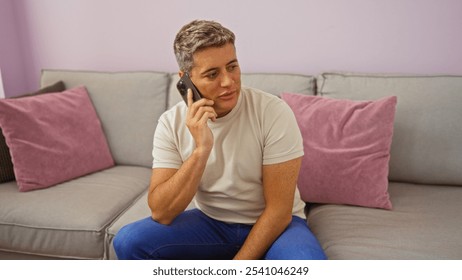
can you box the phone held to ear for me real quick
[176,73,203,104]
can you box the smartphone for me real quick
[176,73,203,104]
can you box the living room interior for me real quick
[1,0,461,270]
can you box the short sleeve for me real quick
[262,100,304,165]
[152,116,183,169]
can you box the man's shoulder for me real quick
[158,101,187,124]
[242,86,274,97]
[241,86,286,109]
[241,86,281,103]
[166,101,187,114]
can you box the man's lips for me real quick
[218,90,236,100]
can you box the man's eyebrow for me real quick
[200,59,239,76]
[200,67,218,76]
[227,59,239,65]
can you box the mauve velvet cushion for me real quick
[281,94,397,209]
[0,81,66,183]
[0,86,114,191]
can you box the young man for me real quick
[114,20,326,260]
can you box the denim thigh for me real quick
[113,209,251,260]
[264,216,327,260]
[114,210,326,260]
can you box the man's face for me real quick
[185,43,241,118]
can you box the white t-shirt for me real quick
[152,86,306,224]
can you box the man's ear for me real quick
[178,71,185,78]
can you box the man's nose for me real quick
[220,72,233,88]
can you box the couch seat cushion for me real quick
[0,165,150,259]
[307,182,462,259]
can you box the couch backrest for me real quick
[41,70,170,168]
[41,70,315,169]
[167,73,316,108]
[317,72,462,186]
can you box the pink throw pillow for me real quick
[281,94,397,209]
[0,86,114,191]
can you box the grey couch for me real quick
[0,70,461,260]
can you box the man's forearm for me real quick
[148,148,210,225]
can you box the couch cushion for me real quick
[105,191,151,260]
[0,165,150,259]
[0,81,65,183]
[0,86,114,191]
[167,73,316,108]
[317,72,462,186]
[282,94,396,209]
[307,182,462,259]
[41,70,170,168]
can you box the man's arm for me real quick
[148,90,216,225]
[147,147,208,225]
[233,156,302,260]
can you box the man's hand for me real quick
[186,89,217,154]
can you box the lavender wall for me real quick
[0,0,28,97]
[3,0,462,97]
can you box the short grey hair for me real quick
[174,20,235,73]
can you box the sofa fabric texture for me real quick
[0,166,150,259]
[308,182,462,259]
[1,70,461,260]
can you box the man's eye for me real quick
[207,72,218,79]
[227,65,238,72]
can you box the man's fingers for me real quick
[187,89,193,107]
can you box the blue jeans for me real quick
[113,209,326,260]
